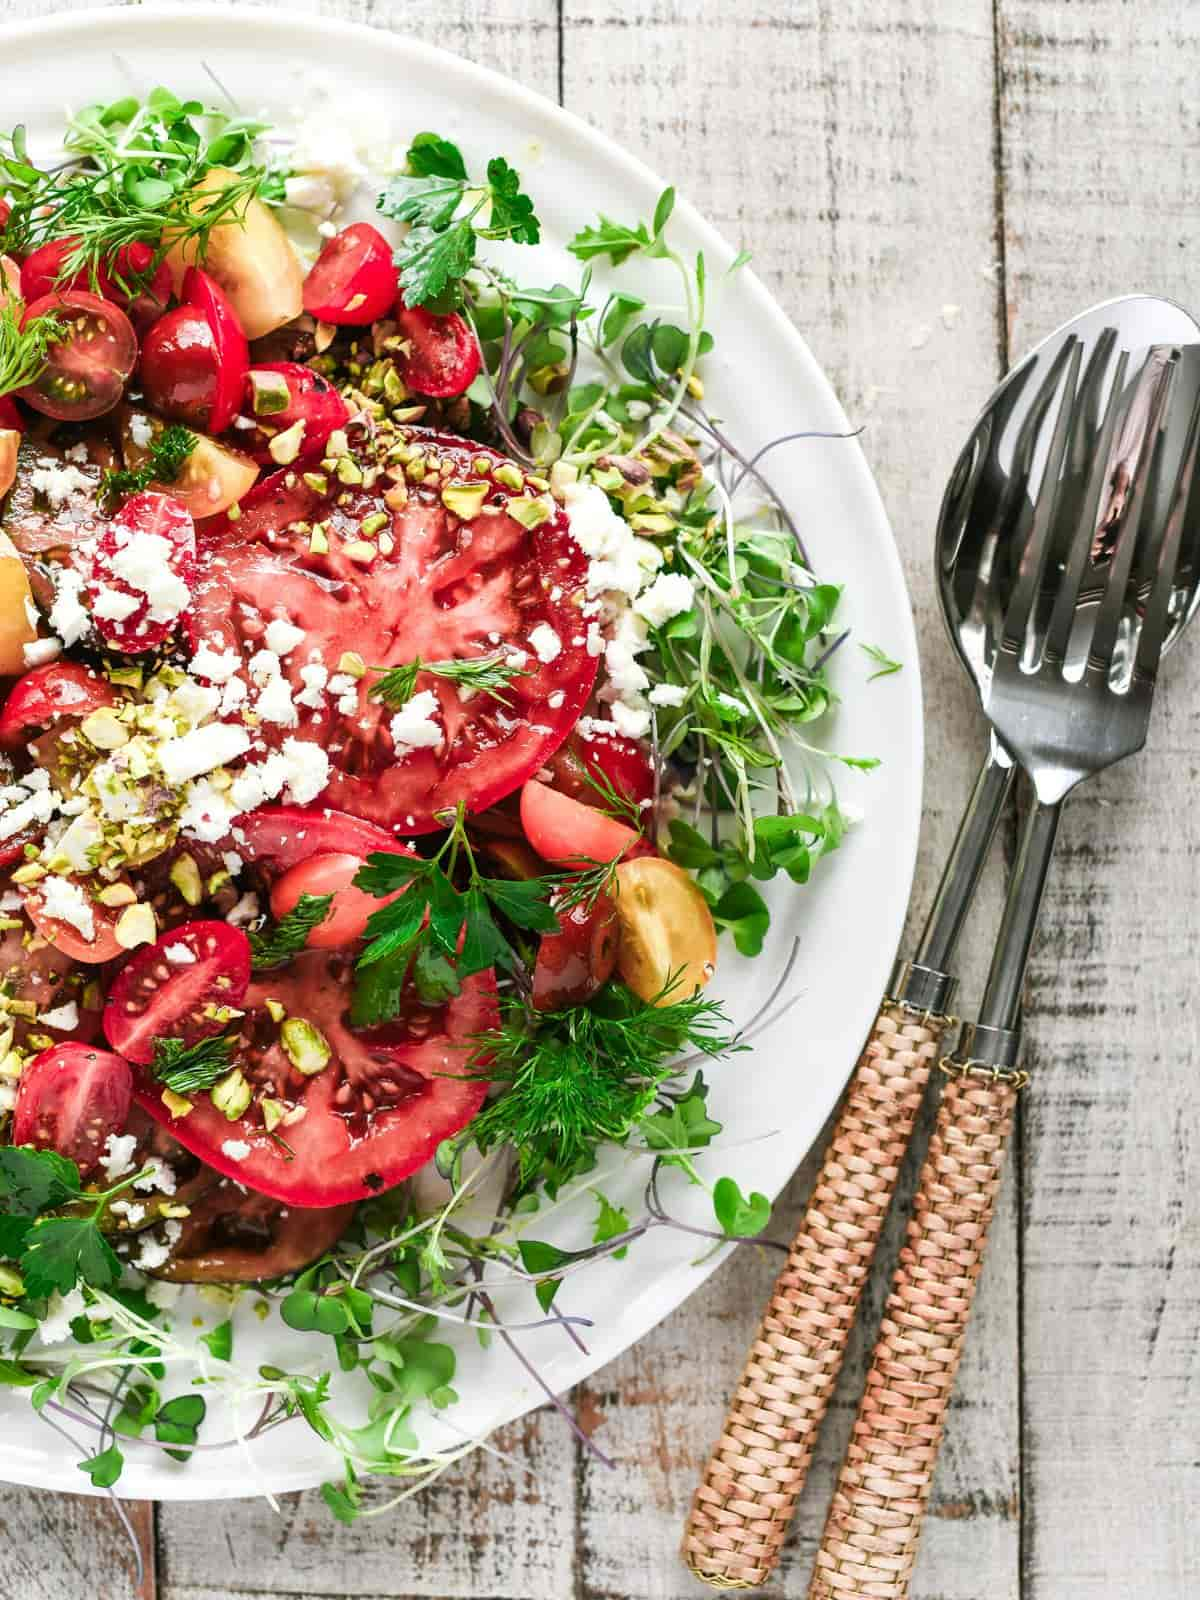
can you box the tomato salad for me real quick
[0,96,749,1288]
[0,90,859,1494]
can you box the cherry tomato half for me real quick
[20,238,171,321]
[520,779,643,868]
[86,490,196,654]
[141,268,249,433]
[23,879,126,965]
[0,661,119,749]
[532,889,620,1009]
[270,850,405,948]
[393,294,481,398]
[613,856,717,1006]
[103,920,252,1066]
[235,362,350,466]
[12,1042,133,1176]
[182,266,250,432]
[19,291,137,421]
[303,223,398,326]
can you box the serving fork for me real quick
[808,333,1200,1598]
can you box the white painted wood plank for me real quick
[563,5,1018,1594]
[998,6,1200,1596]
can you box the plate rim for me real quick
[0,1,925,1499]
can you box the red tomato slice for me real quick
[189,430,598,832]
[20,238,171,318]
[532,889,620,1009]
[23,879,125,964]
[303,224,398,326]
[393,295,481,397]
[131,948,497,1205]
[520,779,643,867]
[0,661,119,749]
[271,852,405,948]
[86,490,196,654]
[0,395,23,433]
[235,362,350,466]
[19,291,137,421]
[12,1042,133,1176]
[234,804,405,866]
[181,267,250,433]
[103,920,252,1067]
[548,730,656,810]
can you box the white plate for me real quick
[0,4,923,1499]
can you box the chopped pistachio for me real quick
[201,1003,242,1025]
[441,480,489,520]
[11,862,45,885]
[268,419,308,466]
[335,456,363,486]
[0,1051,24,1078]
[280,1017,332,1076]
[360,510,389,538]
[302,471,329,496]
[161,1088,193,1119]
[342,540,376,565]
[337,651,366,679]
[526,474,550,491]
[0,918,22,932]
[261,1098,286,1133]
[211,1068,252,1121]
[508,495,553,531]
[405,456,427,483]
[382,365,407,406]
[493,462,525,493]
[24,1034,52,1052]
[384,482,408,511]
[549,459,579,498]
[377,531,395,557]
[98,881,137,908]
[314,320,337,354]
[391,404,428,424]
[308,526,330,555]
[205,869,232,897]
[169,854,204,907]
[5,1000,37,1020]
[324,429,350,458]
[249,369,291,416]
[160,1202,191,1219]
[226,501,242,523]
[82,981,103,1010]
[264,998,286,1024]
[115,903,157,949]
[106,663,144,690]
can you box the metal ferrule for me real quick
[952,1019,1022,1070]
[888,958,957,1017]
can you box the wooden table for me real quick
[2,2,1197,1596]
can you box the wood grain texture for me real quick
[998,6,1200,1597]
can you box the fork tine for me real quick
[1041,346,1132,664]
[1088,352,1178,675]
[1000,336,1086,649]
[1134,360,1200,682]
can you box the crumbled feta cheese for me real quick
[528,622,563,663]
[604,636,650,699]
[296,662,329,708]
[223,851,244,877]
[64,441,90,464]
[48,566,90,647]
[110,1199,147,1225]
[133,1158,177,1195]
[53,809,102,872]
[30,461,92,509]
[100,1132,139,1183]
[265,617,306,657]
[39,875,95,940]
[164,943,197,966]
[39,1001,79,1031]
[585,623,605,657]
[287,117,367,203]
[158,722,253,786]
[22,637,62,667]
[133,1232,172,1271]
[220,676,248,716]
[178,777,239,843]
[256,672,299,726]
[634,572,695,628]
[190,643,242,684]
[389,690,444,756]
[649,682,689,707]
[548,690,565,709]
[37,1287,86,1344]
[220,1139,252,1163]
[129,413,154,449]
[610,700,652,739]
[564,481,643,598]
[279,738,331,805]
[109,531,189,623]
[90,586,141,623]
[0,771,60,840]
[284,172,339,216]
[144,1279,182,1310]
[0,1082,13,1115]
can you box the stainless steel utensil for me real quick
[682,294,1199,1592]
[810,330,1200,1600]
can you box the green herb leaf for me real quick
[20,1216,121,1298]
[593,1192,631,1259]
[200,1319,233,1362]
[712,882,770,957]
[0,297,65,399]
[478,876,559,933]
[640,1072,723,1165]
[100,424,196,509]
[150,1032,236,1096]
[860,642,902,681]
[0,1147,81,1214]
[78,1443,124,1489]
[249,892,333,969]
[406,131,468,181]
[712,1176,771,1238]
[568,215,653,265]
[369,652,530,711]
[154,1393,206,1462]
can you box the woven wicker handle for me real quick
[682,1000,948,1590]
[808,1069,1020,1600]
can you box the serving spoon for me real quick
[682,295,1200,1591]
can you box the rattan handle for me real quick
[808,1068,1020,1600]
[682,999,948,1590]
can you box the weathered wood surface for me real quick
[0,1,1195,1597]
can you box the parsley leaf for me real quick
[150,1032,236,1096]
[0,1147,81,1214]
[249,892,333,969]
[593,1192,631,1259]
[378,135,540,307]
[20,1216,121,1299]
